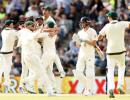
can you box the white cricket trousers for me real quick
[22,52,53,93]
[39,52,64,90]
[107,53,126,91]
[0,53,12,86]
[75,54,95,93]
[19,49,42,87]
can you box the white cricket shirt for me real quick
[0,28,17,52]
[78,27,97,56]
[99,20,130,53]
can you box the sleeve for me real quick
[13,30,18,40]
[34,29,49,38]
[99,24,108,36]
[122,21,130,28]
[16,32,22,47]
[91,29,97,40]
[16,38,22,47]
[77,31,81,38]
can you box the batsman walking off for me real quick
[73,17,97,96]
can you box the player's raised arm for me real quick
[40,22,59,37]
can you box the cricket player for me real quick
[35,21,65,93]
[98,11,130,98]
[73,17,97,96]
[42,6,56,25]
[0,20,17,91]
[42,6,65,76]
[17,21,34,93]
[35,16,44,29]
[18,21,54,95]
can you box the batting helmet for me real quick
[80,17,90,23]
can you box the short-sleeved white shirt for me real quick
[77,27,97,56]
[0,28,17,52]
[99,20,130,53]
[43,16,56,25]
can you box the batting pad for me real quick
[72,70,88,88]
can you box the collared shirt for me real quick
[43,16,56,26]
[77,27,97,56]
[99,20,130,53]
[0,28,17,52]
[18,28,41,54]
[35,30,57,53]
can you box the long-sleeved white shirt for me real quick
[34,30,57,53]
[18,28,41,54]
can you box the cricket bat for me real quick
[72,33,105,61]
[95,45,105,61]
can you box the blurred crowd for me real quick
[0,0,130,76]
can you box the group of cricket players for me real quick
[0,6,130,98]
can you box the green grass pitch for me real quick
[0,94,130,100]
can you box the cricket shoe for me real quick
[38,88,44,94]
[47,92,57,96]
[2,85,11,93]
[46,87,57,96]
[117,86,125,94]
[82,88,92,96]
[18,87,28,94]
[23,82,36,94]
[2,83,12,93]
[60,71,66,78]
[53,88,61,94]
[109,89,115,98]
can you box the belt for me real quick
[107,51,126,55]
[0,51,13,54]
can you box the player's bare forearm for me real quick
[48,32,57,37]
[41,27,59,33]
[41,28,54,32]
[83,40,96,47]
[97,34,104,41]
[95,45,105,61]
[76,42,81,48]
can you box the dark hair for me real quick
[111,17,117,20]
[44,6,51,11]
[19,21,25,25]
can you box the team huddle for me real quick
[0,7,65,95]
[0,7,130,98]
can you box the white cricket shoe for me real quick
[23,82,36,94]
[18,87,28,94]
[60,71,66,78]
[82,88,92,96]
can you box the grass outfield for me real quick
[0,94,130,100]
